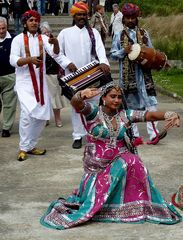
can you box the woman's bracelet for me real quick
[75,91,83,101]
[164,111,179,119]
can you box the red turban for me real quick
[70,1,89,16]
[121,3,140,17]
[21,10,41,24]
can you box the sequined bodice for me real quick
[83,103,146,173]
[86,106,129,142]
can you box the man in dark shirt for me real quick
[9,0,30,34]
[0,16,17,137]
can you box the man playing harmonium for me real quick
[57,1,110,149]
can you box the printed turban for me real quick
[21,10,41,24]
[121,3,140,17]
[70,1,89,16]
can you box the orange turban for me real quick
[70,2,89,16]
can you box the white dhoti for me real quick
[19,107,46,152]
[146,105,159,140]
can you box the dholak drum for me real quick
[128,43,167,70]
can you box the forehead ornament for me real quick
[100,82,122,97]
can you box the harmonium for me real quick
[58,60,113,100]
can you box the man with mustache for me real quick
[57,1,110,149]
[110,3,166,145]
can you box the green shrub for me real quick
[119,0,183,16]
[153,68,183,97]
[153,39,183,60]
[140,15,183,60]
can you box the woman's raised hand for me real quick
[80,88,101,100]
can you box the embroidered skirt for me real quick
[40,152,182,229]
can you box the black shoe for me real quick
[72,138,82,149]
[2,129,10,137]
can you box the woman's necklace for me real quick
[102,109,121,147]
[104,112,118,122]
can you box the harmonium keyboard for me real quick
[58,60,113,100]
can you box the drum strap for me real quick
[120,28,136,93]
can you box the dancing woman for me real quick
[41,82,182,229]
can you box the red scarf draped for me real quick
[24,33,44,105]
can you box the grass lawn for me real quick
[153,68,183,98]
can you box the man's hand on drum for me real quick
[67,63,78,72]
[99,63,110,75]
[124,44,132,54]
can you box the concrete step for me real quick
[41,15,73,27]
[111,72,119,81]
[8,15,73,32]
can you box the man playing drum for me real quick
[110,2,166,144]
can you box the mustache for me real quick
[79,18,87,21]
[127,23,136,29]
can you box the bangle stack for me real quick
[164,111,179,120]
[75,91,83,101]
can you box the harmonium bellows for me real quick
[58,60,113,100]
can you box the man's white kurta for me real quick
[57,25,109,75]
[57,25,109,140]
[10,32,56,120]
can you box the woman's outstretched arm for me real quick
[145,111,180,130]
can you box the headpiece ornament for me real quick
[100,81,123,97]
